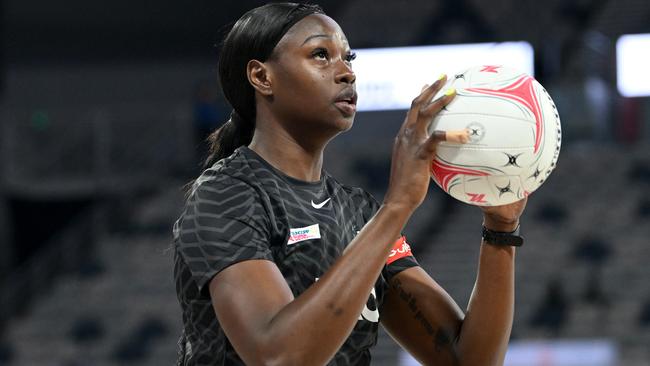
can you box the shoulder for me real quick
[193,147,266,192]
[186,149,266,216]
[196,148,255,184]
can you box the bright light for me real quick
[617,33,650,97]
[399,339,617,366]
[353,42,535,111]
[504,339,617,366]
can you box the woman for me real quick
[173,3,527,365]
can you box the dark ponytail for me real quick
[203,2,324,169]
[204,111,254,170]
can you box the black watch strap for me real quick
[482,225,523,247]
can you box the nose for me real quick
[335,59,356,85]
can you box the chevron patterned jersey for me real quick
[173,146,418,365]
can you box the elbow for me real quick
[240,326,335,365]
[251,345,313,366]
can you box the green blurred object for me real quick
[30,111,50,131]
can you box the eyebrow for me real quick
[301,34,331,45]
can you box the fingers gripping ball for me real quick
[427,65,562,206]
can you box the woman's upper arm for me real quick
[208,259,294,364]
[380,266,465,366]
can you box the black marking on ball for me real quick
[529,166,542,180]
[496,181,513,197]
[466,122,485,143]
[503,153,523,167]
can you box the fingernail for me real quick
[438,73,446,82]
[445,88,456,96]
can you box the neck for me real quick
[249,127,325,182]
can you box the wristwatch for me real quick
[481,224,523,247]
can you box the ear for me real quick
[247,60,273,96]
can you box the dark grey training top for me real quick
[173,147,418,365]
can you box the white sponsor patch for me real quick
[287,224,321,245]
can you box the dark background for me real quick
[0,0,649,365]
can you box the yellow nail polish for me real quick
[445,88,456,96]
[438,73,446,81]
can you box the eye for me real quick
[345,52,357,63]
[312,48,329,61]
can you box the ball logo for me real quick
[466,122,486,143]
[480,65,501,73]
[467,193,488,203]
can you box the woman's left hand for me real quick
[480,197,528,232]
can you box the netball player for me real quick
[173,3,527,365]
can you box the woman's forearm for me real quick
[456,242,515,366]
[257,203,412,365]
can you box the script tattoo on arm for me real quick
[392,277,459,361]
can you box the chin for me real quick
[307,111,355,138]
[337,113,356,131]
[334,116,355,132]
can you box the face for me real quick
[264,14,357,135]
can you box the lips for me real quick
[335,88,358,106]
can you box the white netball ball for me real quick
[429,65,562,206]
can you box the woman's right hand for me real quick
[383,75,468,214]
